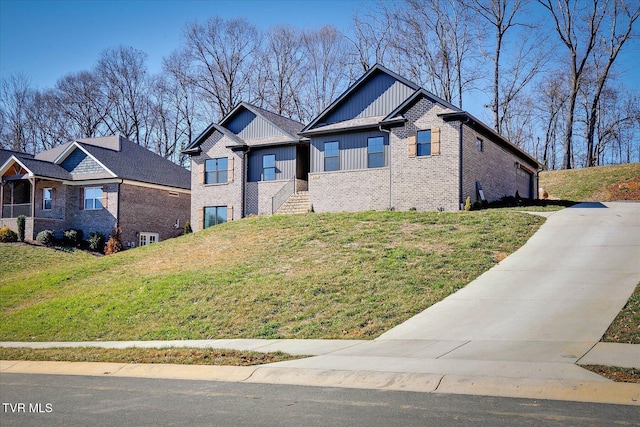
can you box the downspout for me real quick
[116,180,122,228]
[242,147,250,219]
[379,124,392,210]
[458,117,470,210]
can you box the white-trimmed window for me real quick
[84,187,103,210]
[139,232,160,246]
[43,188,53,210]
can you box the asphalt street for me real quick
[1,374,639,427]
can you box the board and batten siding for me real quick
[247,146,296,182]
[310,130,389,173]
[323,72,415,124]
[225,109,283,140]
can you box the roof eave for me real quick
[439,111,542,169]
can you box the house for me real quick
[184,64,541,230]
[183,102,307,232]
[1,135,191,247]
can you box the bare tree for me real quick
[259,25,306,120]
[396,0,480,108]
[27,89,72,151]
[583,0,639,166]
[96,45,151,146]
[55,70,111,139]
[182,16,261,119]
[301,25,350,120]
[538,0,608,169]
[0,73,35,153]
[468,0,546,134]
[347,2,395,73]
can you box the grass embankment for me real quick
[1,210,543,342]
[539,162,640,201]
[0,347,300,366]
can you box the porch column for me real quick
[29,177,36,218]
[0,181,4,219]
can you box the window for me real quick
[324,141,339,171]
[139,232,159,246]
[205,158,228,184]
[263,154,275,181]
[417,130,431,156]
[204,206,227,228]
[84,187,103,210]
[368,137,385,168]
[476,137,483,152]
[43,188,52,210]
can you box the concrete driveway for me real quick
[269,202,640,382]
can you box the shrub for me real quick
[183,220,192,235]
[87,232,106,253]
[36,230,55,246]
[16,215,26,242]
[105,227,124,255]
[63,229,84,247]
[464,196,471,211]
[0,226,18,243]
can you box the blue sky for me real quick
[1,0,638,122]
[0,0,367,89]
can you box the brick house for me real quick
[1,135,190,247]
[185,65,541,230]
[183,102,306,232]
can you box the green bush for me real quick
[17,215,26,242]
[183,220,192,235]
[36,230,56,246]
[87,232,106,253]
[464,196,471,211]
[0,226,18,243]
[63,229,84,247]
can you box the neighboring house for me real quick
[184,64,541,231]
[0,135,191,247]
[183,102,306,232]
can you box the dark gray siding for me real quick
[61,149,105,174]
[324,73,415,124]
[226,109,284,140]
[248,146,296,182]
[310,130,389,172]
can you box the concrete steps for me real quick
[275,191,309,215]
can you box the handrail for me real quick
[271,179,295,214]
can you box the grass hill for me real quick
[539,162,640,202]
[1,210,543,342]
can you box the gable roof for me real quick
[222,102,304,142]
[300,64,420,136]
[24,136,190,189]
[183,102,305,155]
[182,122,245,155]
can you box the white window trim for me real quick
[84,187,103,210]
[43,188,53,210]
[139,232,160,247]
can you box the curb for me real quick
[2,360,639,406]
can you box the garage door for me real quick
[516,166,532,198]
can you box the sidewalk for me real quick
[2,202,640,405]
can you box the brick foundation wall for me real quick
[119,183,191,247]
[308,168,391,213]
[246,180,292,216]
